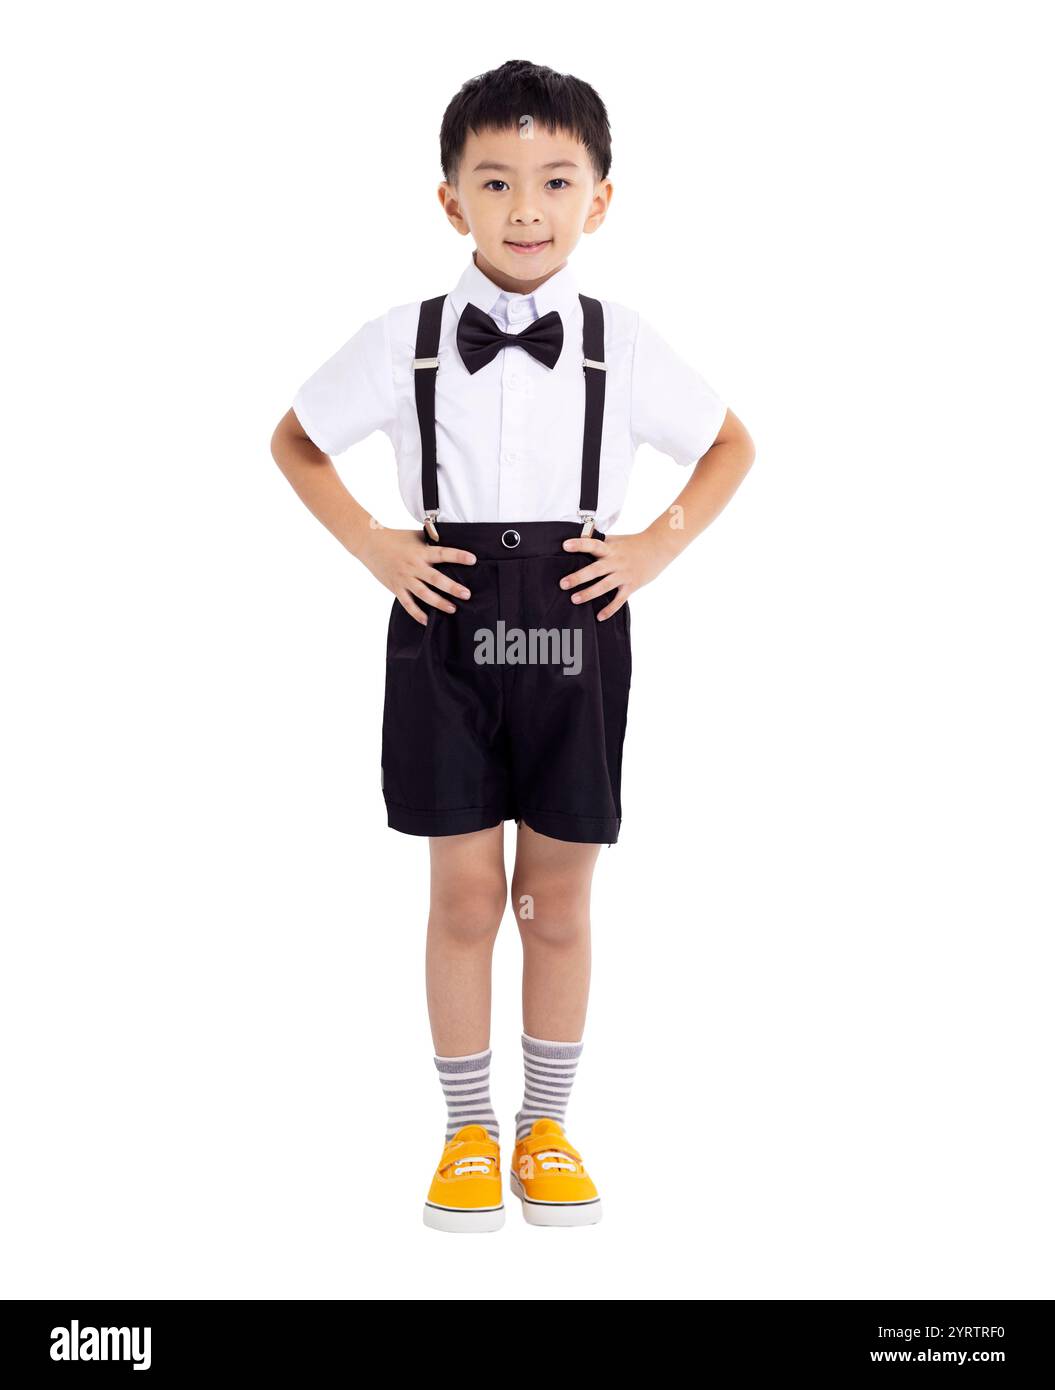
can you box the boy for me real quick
[271,59,755,1231]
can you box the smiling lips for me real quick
[506,239,551,254]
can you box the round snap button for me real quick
[501,529,521,549]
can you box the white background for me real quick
[3,1,1052,1300]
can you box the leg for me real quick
[510,821,600,1041]
[426,825,506,1056]
[506,824,604,1223]
[423,826,508,1230]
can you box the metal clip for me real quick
[413,357,440,369]
[423,510,440,542]
[583,358,607,371]
[579,511,596,539]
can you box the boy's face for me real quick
[438,123,611,290]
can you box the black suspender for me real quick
[412,294,447,540]
[412,292,607,541]
[577,293,606,536]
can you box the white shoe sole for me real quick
[509,1171,603,1226]
[423,1201,505,1233]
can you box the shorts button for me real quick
[501,529,521,549]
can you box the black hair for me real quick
[440,59,612,186]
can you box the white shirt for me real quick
[291,252,727,533]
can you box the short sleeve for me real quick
[291,312,395,456]
[630,312,727,466]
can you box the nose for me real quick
[510,204,544,226]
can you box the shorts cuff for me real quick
[517,808,622,845]
[385,800,508,838]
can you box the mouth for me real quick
[505,239,551,254]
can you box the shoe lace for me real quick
[535,1148,578,1173]
[453,1154,496,1177]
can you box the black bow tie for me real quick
[456,301,563,375]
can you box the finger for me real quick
[409,579,457,615]
[570,577,620,605]
[423,565,471,600]
[429,546,477,566]
[399,594,429,626]
[562,537,609,556]
[597,586,631,622]
[560,559,612,591]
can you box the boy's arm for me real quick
[270,409,477,624]
[270,407,377,559]
[560,407,756,619]
[642,406,756,563]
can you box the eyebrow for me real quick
[471,160,580,173]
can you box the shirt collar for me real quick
[449,249,580,323]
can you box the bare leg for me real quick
[426,825,507,1056]
[510,822,601,1040]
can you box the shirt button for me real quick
[508,373,519,387]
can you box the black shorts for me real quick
[381,521,632,844]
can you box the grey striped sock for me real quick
[514,1033,584,1141]
[434,1047,499,1143]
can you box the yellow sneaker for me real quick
[510,1119,602,1226]
[423,1124,505,1232]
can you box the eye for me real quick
[546,178,571,190]
[483,179,509,192]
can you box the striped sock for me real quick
[514,1033,584,1141]
[434,1047,499,1143]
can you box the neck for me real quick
[473,247,567,296]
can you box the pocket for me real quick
[615,600,632,685]
[386,595,429,660]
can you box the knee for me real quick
[511,871,590,948]
[430,870,507,947]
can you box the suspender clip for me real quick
[423,510,440,543]
[583,358,607,371]
[579,511,596,539]
[413,357,440,370]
